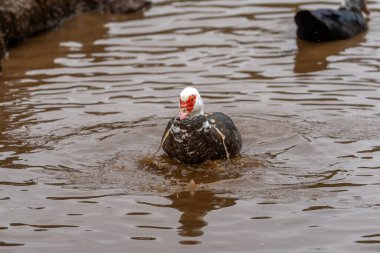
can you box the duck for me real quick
[295,0,370,42]
[157,87,242,164]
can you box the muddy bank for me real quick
[0,0,151,64]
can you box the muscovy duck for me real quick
[157,87,242,164]
[295,0,369,42]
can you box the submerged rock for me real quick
[0,0,151,67]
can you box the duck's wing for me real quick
[154,117,175,156]
[206,112,242,158]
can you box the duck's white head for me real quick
[178,87,204,120]
[342,0,369,15]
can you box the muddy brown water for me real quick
[1,0,380,252]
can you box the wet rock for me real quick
[0,0,151,66]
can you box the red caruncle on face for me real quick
[180,95,196,113]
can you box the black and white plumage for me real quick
[159,87,242,164]
[295,0,369,42]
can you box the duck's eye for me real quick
[190,96,195,102]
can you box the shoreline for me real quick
[0,0,151,69]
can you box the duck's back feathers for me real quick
[162,112,242,164]
[295,8,367,42]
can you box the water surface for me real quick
[1,0,380,252]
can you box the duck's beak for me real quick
[179,107,188,120]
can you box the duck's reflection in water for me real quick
[134,153,263,244]
[138,190,236,245]
[168,191,236,238]
[294,32,367,73]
